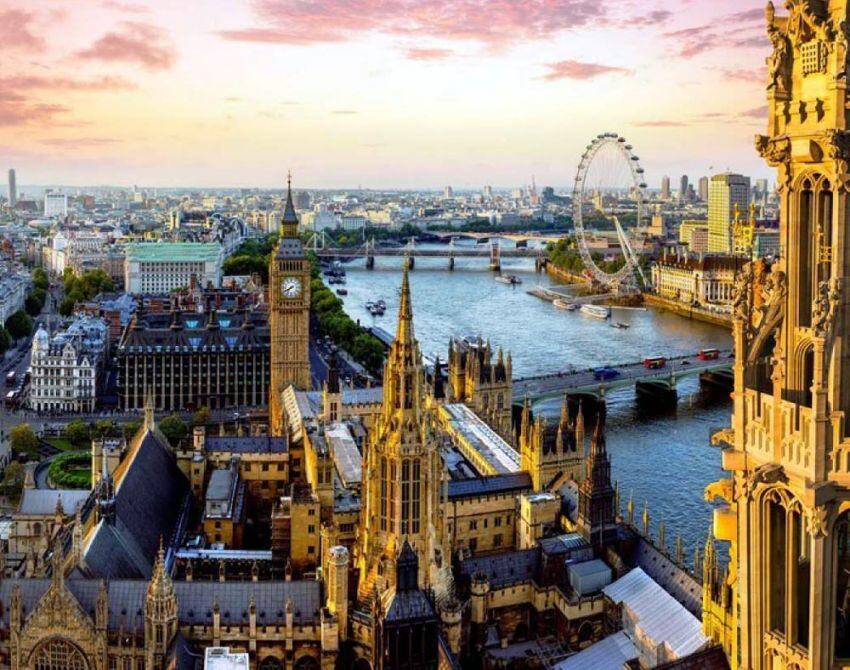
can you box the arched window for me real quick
[31,638,89,670]
[258,658,284,670]
[835,512,850,659]
[294,656,320,670]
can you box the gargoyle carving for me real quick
[705,478,734,505]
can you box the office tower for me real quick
[679,175,689,203]
[443,185,454,199]
[707,173,750,254]
[755,178,769,206]
[7,169,16,207]
[661,176,670,200]
[43,190,68,218]
[482,184,493,200]
[698,176,709,202]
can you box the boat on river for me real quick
[580,304,610,320]
[611,321,629,329]
[553,299,578,311]
[494,274,522,285]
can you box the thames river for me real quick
[331,239,732,562]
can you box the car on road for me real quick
[593,367,620,381]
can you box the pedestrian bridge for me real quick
[512,350,734,401]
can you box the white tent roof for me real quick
[603,567,709,659]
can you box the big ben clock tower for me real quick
[269,174,311,434]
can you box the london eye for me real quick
[572,133,648,290]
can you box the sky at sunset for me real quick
[0,0,773,190]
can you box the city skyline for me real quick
[2,0,772,188]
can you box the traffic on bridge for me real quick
[512,349,734,400]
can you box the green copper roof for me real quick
[126,242,222,262]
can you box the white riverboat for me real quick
[580,304,610,320]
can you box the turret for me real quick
[326,545,349,642]
[145,540,178,667]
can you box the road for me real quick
[512,350,734,400]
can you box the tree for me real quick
[32,268,49,291]
[191,406,211,426]
[1,461,25,504]
[63,419,91,447]
[59,296,76,317]
[24,294,42,316]
[10,424,38,459]
[0,326,11,355]
[122,419,142,440]
[93,419,118,439]
[158,414,188,447]
[4,310,33,339]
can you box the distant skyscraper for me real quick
[754,178,769,205]
[443,185,454,199]
[7,169,16,207]
[44,190,68,218]
[698,176,709,202]
[482,185,493,200]
[708,173,750,254]
[679,175,689,203]
[661,176,670,200]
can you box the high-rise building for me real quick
[7,169,16,207]
[443,185,454,199]
[707,173,750,254]
[754,178,769,206]
[661,176,670,200]
[268,174,311,433]
[698,176,709,202]
[43,189,68,218]
[679,175,689,203]
[482,184,493,200]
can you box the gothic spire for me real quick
[283,171,298,225]
[591,399,607,454]
[396,267,414,346]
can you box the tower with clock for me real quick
[268,173,311,434]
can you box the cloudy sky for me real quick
[1,0,772,189]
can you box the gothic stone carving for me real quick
[739,462,787,500]
[812,278,841,338]
[806,504,829,539]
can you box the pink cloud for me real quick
[739,105,768,118]
[629,9,673,27]
[0,101,70,127]
[76,22,176,70]
[0,9,45,52]
[665,6,766,59]
[635,120,687,127]
[101,0,151,13]
[41,137,122,148]
[404,47,454,61]
[541,59,631,81]
[722,67,765,83]
[1,75,135,92]
[219,0,607,47]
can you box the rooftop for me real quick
[126,242,222,263]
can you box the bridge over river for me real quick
[309,235,548,270]
[512,350,734,401]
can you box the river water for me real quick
[331,239,732,563]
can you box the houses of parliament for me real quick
[7,2,850,668]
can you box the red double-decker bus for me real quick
[643,356,666,369]
[698,348,719,361]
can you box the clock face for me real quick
[281,276,302,298]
